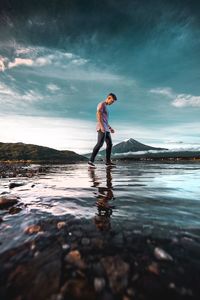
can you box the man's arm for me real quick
[97,110,105,132]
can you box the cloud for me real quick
[172,94,200,107]
[0,82,43,109]
[8,58,34,69]
[0,56,8,72]
[149,87,174,98]
[71,58,88,66]
[46,84,60,92]
[150,87,200,108]
[2,44,88,71]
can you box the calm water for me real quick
[1,162,200,252]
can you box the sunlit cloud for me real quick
[149,87,174,98]
[150,87,200,108]
[46,83,60,92]
[0,82,43,109]
[0,56,7,72]
[172,94,200,107]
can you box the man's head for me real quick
[105,93,117,105]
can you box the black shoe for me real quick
[88,161,96,168]
[105,161,116,167]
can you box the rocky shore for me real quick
[0,163,200,300]
[1,214,200,300]
[0,162,50,179]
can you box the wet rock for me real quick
[62,244,70,251]
[126,287,135,297]
[91,237,104,249]
[24,225,42,234]
[101,256,130,294]
[61,278,95,300]
[0,196,19,209]
[8,206,22,215]
[65,250,85,269]
[9,182,25,189]
[154,247,173,261]
[57,221,66,230]
[0,191,9,195]
[147,261,160,275]
[94,277,106,292]
[81,237,90,246]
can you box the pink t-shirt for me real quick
[96,101,110,132]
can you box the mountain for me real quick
[100,138,167,155]
[0,142,87,163]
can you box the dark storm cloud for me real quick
[1,0,200,46]
[1,0,200,88]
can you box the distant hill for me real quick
[84,138,167,159]
[0,142,87,163]
[106,138,168,154]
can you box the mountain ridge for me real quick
[0,142,87,163]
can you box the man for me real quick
[88,93,117,167]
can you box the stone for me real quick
[24,225,41,234]
[154,247,173,261]
[62,278,95,300]
[65,250,85,269]
[0,196,18,209]
[147,262,160,275]
[101,256,130,294]
[81,237,90,246]
[57,222,66,230]
[94,277,106,292]
[8,207,22,215]
[9,182,25,189]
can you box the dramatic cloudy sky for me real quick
[0,0,200,153]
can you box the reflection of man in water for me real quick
[88,167,115,231]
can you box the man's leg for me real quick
[90,130,105,162]
[105,132,112,163]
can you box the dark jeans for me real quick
[90,130,112,163]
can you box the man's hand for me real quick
[100,127,105,133]
[110,128,115,133]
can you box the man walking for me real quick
[88,93,117,168]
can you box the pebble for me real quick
[65,250,85,269]
[154,247,173,261]
[147,261,160,275]
[62,244,70,251]
[24,225,41,234]
[57,221,66,230]
[101,256,129,294]
[94,277,106,292]
[81,237,90,246]
[9,182,24,189]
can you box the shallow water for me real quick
[1,162,200,252]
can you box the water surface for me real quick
[1,162,200,252]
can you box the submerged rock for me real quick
[57,221,66,230]
[65,250,85,269]
[154,247,173,261]
[94,277,106,293]
[24,225,42,234]
[101,256,130,294]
